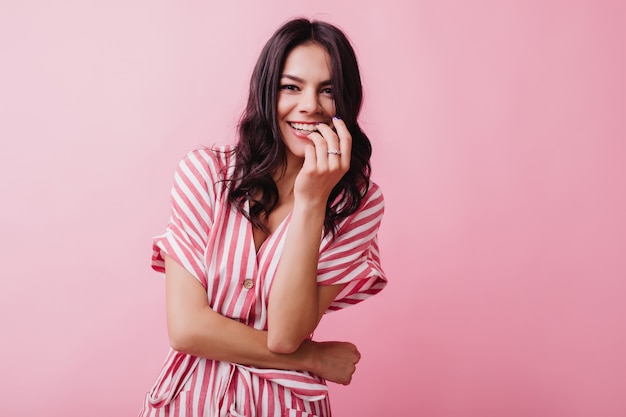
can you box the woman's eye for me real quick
[321,87,333,95]
[280,84,298,91]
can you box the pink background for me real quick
[1,1,625,416]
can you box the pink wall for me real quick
[1,1,625,416]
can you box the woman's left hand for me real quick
[294,117,352,207]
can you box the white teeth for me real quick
[289,122,318,132]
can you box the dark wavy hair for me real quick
[227,18,372,235]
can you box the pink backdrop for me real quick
[1,1,625,416]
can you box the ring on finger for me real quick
[327,149,341,155]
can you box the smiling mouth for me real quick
[288,122,319,134]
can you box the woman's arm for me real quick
[165,255,360,385]
[266,201,344,353]
[267,118,352,353]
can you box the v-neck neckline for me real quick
[245,201,292,258]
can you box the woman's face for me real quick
[277,42,336,162]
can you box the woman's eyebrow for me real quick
[281,74,332,86]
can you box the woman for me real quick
[140,18,386,417]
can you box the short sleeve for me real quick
[317,183,387,312]
[151,148,222,288]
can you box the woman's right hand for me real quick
[305,341,361,385]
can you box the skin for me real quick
[165,42,360,385]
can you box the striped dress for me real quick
[140,146,386,417]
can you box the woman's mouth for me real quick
[288,122,319,134]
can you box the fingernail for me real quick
[333,115,340,120]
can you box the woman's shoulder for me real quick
[360,180,384,213]
[365,180,383,201]
[331,180,384,234]
[179,144,237,181]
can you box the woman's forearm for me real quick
[170,303,317,373]
[266,202,325,353]
[170,303,360,386]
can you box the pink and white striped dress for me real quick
[139,146,386,417]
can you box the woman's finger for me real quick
[302,142,317,171]
[315,123,341,169]
[306,130,329,170]
[331,117,352,168]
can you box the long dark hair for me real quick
[227,18,372,235]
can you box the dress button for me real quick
[242,279,254,289]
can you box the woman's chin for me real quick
[283,144,307,162]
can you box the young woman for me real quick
[139,18,387,417]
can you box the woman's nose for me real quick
[298,89,321,113]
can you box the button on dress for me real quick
[139,146,387,417]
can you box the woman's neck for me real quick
[273,154,303,202]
